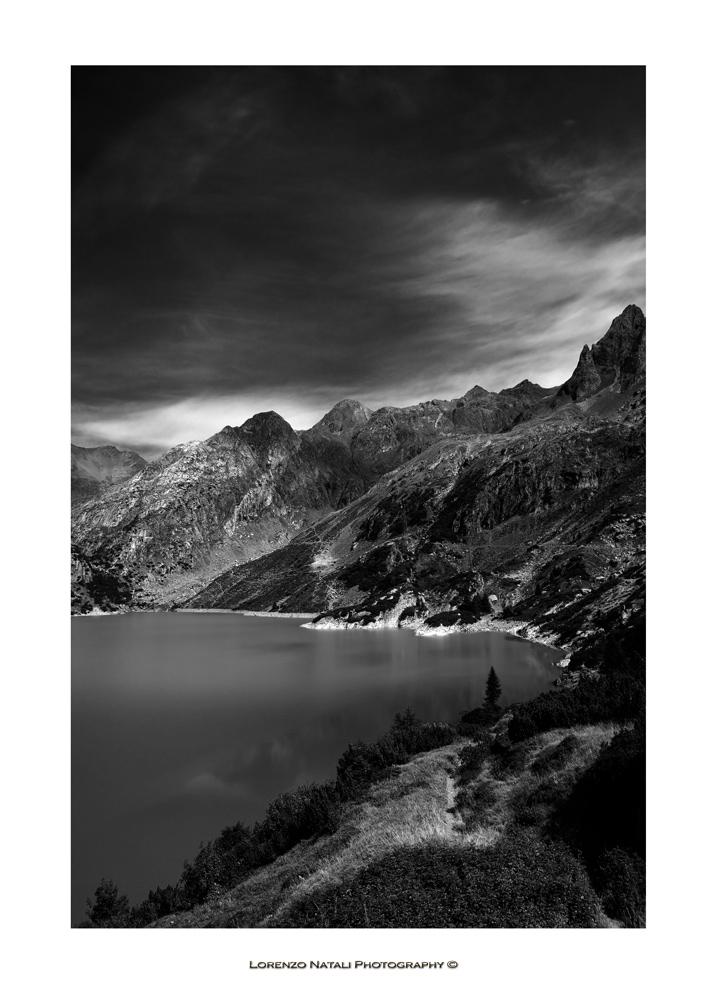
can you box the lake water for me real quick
[71,612,563,924]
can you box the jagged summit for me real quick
[499,379,553,398]
[310,399,373,441]
[463,385,490,400]
[559,304,646,401]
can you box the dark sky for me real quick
[72,66,645,458]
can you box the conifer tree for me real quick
[484,666,502,709]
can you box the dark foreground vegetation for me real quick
[275,833,600,928]
[81,609,644,929]
[82,709,457,927]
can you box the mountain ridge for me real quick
[72,305,645,627]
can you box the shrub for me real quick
[273,833,601,928]
[255,781,342,855]
[336,710,456,796]
[489,736,529,779]
[508,673,644,742]
[594,848,645,927]
[457,740,491,783]
[131,883,186,926]
[83,877,131,928]
[507,607,645,742]
[530,733,581,775]
[459,705,501,729]
[509,774,575,829]
[554,721,645,859]
[455,778,500,827]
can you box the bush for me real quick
[508,673,644,742]
[530,734,581,775]
[594,848,645,927]
[456,740,491,783]
[554,721,645,859]
[131,883,186,926]
[254,781,342,855]
[336,710,456,795]
[455,778,499,826]
[458,705,502,731]
[273,833,601,928]
[83,877,131,928]
[508,607,645,742]
[489,736,529,779]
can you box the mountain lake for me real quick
[72,611,564,924]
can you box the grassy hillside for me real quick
[148,719,642,929]
[81,609,644,929]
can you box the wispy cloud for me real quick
[72,68,645,456]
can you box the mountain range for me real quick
[71,305,645,656]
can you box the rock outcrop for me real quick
[558,305,646,401]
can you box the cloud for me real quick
[71,190,645,459]
[71,393,333,459]
[184,771,248,799]
[385,195,645,389]
[72,69,645,455]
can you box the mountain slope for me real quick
[72,305,645,620]
[183,306,645,648]
[72,411,367,607]
[71,444,147,507]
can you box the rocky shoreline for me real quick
[75,601,577,683]
[303,605,573,683]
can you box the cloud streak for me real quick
[72,67,645,457]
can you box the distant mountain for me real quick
[72,306,645,630]
[308,399,373,442]
[71,444,147,507]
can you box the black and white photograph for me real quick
[7,0,713,990]
[70,63,647,934]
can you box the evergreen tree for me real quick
[85,877,130,928]
[484,667,502,709]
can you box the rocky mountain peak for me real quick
[237,411,300,464]
[310,399,374,441]
[499,379,552,399]
[558,305,646,402]
[240,410,295,436]
[463,385,489,400]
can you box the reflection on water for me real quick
[71,612,562,924]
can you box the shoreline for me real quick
[176,609,317,618]
[72,606,567,663]
[303,611,568,656]
[74,606,565,646]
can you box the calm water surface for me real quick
[72,612,562,923]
